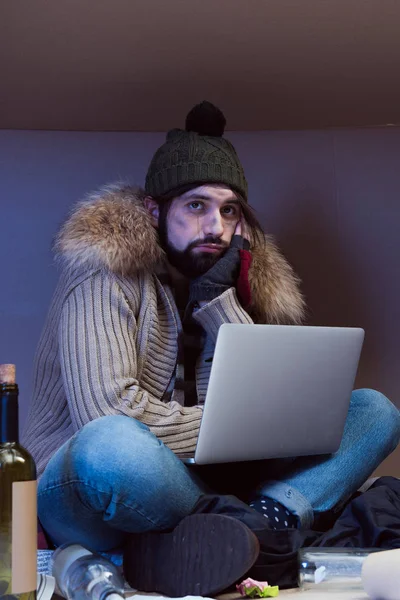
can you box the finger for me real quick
[241,216,250,243]
[234,220,242,236]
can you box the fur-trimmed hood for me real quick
[55,184,305,324]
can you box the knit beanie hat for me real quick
[145,101,248,201]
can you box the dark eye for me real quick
[189,201,204,210]
[222,205,237,215]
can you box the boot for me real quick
[123,512,260,597]
[190,494,314,589]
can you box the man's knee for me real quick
[75,414,151,442]
[68,415,163,481]
[351,388,400,452]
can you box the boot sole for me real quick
[123,513,260,597]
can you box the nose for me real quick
[203,210,224,238]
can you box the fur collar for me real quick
[55,184,305,324]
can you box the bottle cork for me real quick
[0,364,16,384]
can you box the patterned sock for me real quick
[249,496,299,530]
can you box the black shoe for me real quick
[123,513,260,597]
[189,493,308,590]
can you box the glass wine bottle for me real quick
[0,364,37,600]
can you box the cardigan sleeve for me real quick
[192,287,253,344]
[59,271,202,453]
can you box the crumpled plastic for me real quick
[236,577,279,598]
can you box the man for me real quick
[23,102,400,595]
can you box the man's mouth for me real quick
[193,244,224,253]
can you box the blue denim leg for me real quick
[38,415,203,551]
[258,389,400,529]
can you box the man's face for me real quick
[159,184,241,278]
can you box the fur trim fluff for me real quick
[55,184,164,275]
[249,238,305,324]
[55,184,305,324]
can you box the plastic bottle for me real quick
[51,543,125,600]
[298,547,380,591]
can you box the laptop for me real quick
[181,324,364,465]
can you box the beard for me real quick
[158,224,228,279]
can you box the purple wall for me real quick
[1,127,399,473]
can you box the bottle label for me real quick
[12,480,37,593]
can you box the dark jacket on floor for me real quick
[190,477,400,588]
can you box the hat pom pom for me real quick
[185,101,226,137]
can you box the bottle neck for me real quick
[0,383,19,443]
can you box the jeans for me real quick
[38,389,400,550]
